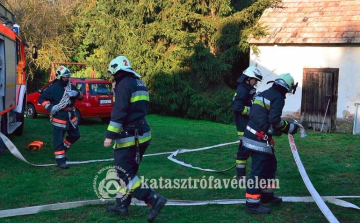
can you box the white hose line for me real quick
[0,132,175,166]
[1,132,359,220]
[289,133,340,223]
[1,130,238,171]
[0,133,56,167]
[0,196,359,218]
[166,141,238,172]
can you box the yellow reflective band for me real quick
[117,187,129,195]
[237,131,244,136]
[116,141,135,148]
[130,95,150,103]
[241,106,249,115]
[139,134,151,144]
[107,125,121,133]
[117,178,142,194]
[280,121,288,130]
[236,160,247,164]
[114,134,152,149]
[253,99,270,110]
[129,178,142,191]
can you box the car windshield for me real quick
[89,83,112,95]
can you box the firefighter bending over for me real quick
[241,73,299,214]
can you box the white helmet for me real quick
[274,73,298,93]
[243,66,263,81]
[56,65,71,79]
[107,55,141,78]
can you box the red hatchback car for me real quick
[26,78,113,123]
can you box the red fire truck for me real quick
[0,3,37,154]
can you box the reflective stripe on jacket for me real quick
[106,73,151,148]
[114,131,151,149]
[242,85,287,152]
[38,80,82,130]
[233,82,256,136]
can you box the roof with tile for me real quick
[248,0,360,44]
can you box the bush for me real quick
[186,88,234,124]
[148,70,235,124]
[148,71,195,117]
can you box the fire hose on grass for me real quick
[168,120,342,223]
[0,124,358,220]
[290,120,340,223]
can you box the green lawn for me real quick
[0,114,359,223]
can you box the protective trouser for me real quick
[260,154,277,202]
[245,149,277,208]
[113,142,156,207]
[236,140,250,179]
[53,125,80,165]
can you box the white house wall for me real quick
[250,45,360,118]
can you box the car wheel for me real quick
[75,109,82,124]
[26,103,38,119]
[101,117,111,124]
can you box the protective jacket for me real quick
[106,72,151,149]
[233,82,256,136]
[242,84,289,154]
[39,80,83,130]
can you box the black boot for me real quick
[57,163,69,169]
[245,205,271,214]
[261,193,283,204]
[261,196,283,204]
[107,195,131,216]
[106,205,129,216]
[56,155,68,169]
[147,195,167,222]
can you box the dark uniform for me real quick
[242,82,298,214]
[233,81,256,179]
[38,79,83,167]
[105,60,166,222]
[106,71,153,205]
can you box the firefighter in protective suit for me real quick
[104,56,167,222]
[241,73,299,214]
[233,66,263,181]
[38,66,84,169]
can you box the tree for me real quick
[1,0,277,122]
[76,0,276,123]
[2,0,83,82]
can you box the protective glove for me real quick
[50,105,59,115]
[66,90,78,97]
[288,121,299,135]
[272,129,283,136]
[268,125,282,136]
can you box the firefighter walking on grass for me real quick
[104,55,167,222]
[38,66,84,169]
[240,73,299,214]
[233,66,263,182]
